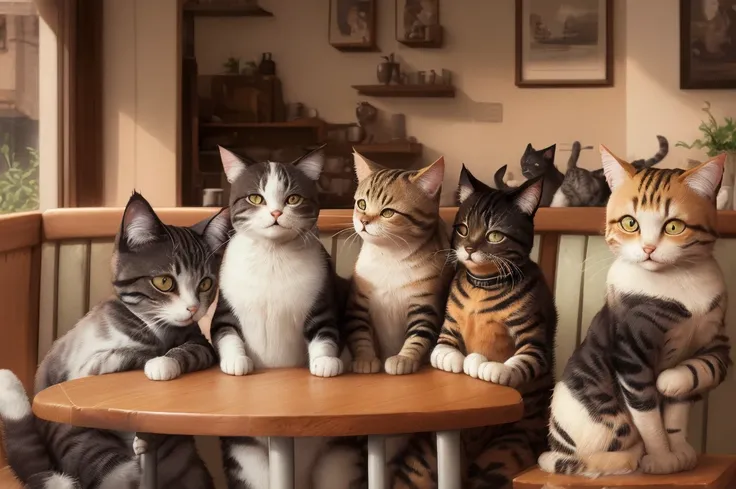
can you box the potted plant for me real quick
[676,101,736,209]
[223,57,240,75]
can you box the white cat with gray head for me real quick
[210,145,354,489]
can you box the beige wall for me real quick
[194,0,626,205]
[626,0,736,168]
[100,0,736,207]
[102,0,179,207]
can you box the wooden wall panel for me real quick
[55,242,90,338]
[578,237,612,339]
[705,240,736,454]
[552,236,586,380]
[334,236,361,280]
[37,243,59,361]
[0,248,39,392]
[88,240,115,307]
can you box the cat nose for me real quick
[271,210,283,219]
[465,246,475,254]
[642,245,656,255]
[187,306,199,315]
[361,219,370,226]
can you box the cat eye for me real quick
[286,194,303,206]
[486,231,505,243]
[151,275,176,292]
[381,209,395,218]
[664,219,686,236]
[357,199,367,211]
[198,277,213,292]
[619,215,639,233]
[455,224,468,237]
[247,194,264,205]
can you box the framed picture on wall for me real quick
[515,0,613,88]
[395,0,443,48]
[0,16,6,52]
[680,0,736,89]
[328,0,377,51]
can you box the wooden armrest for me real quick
[0,466,23,489]
[513,455,736,489]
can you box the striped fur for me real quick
[551,135,669,208]
[392,166,556,489]
[0,192,229,489]
[210,147,352,489]
[540,149,731,477]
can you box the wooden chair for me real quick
[513,455,736,489]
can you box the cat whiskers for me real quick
[581,252,616,280]
[204,228,237,263]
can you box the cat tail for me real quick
[538,444,643,478]
[567,141,582,170]
[633,135,669,171]
[0,370,79,489]
[494,165,510,190]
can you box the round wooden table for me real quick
[33,367,523,489]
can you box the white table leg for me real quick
[368,435,387,489]
[437,430,461,489]
[138,433,158,489]
[269,436,295,489]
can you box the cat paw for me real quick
[133,436,147,456]
[144,356,181,381]
[669,439,698,471]
[220,354,254,376]
[352,356,382,374]
[310,356,344,378]
[478,361,521,387]
[656,367,692,397]
[385,355,419,375]
[431,346,464,373]
[641,450,696,474]
[463,353,488,378]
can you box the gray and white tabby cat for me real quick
[0,192,230,489]
[210,145,351,489]
[551,135,669,207]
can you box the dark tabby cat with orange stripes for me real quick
[539,148,731,476]
[393,166,557,489]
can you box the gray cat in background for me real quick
[0,192,230,489]
[210,145,352,489]
[551,135,669,207]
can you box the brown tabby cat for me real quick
[393,166,557,489]
[539,148,731,477]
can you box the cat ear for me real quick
[512,176,544,216]
[458,164,477,203]
[353,150,382,182]
[200,207,232,254]
[411,156,445,198]
[541,144,556,161]
[523,143,533,155]
[293,144,325,181]
[600,144,636,190]
[679,153,726,201]
[219,146,255,183]
[120,191,166,248]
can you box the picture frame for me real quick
[680,0,736,89]
[515,0,613,88]
[0,16,6,53]
[395,0,443,48]
[328,0,377,52]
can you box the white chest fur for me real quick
[220,233,326,368]
[355,244,424,359]
[608,257,727,369]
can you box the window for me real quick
[0,2,39,214]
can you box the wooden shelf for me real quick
[183,3,274,17]
[352,84,455,98]
[350,142,422,155]
[200,119,323,129]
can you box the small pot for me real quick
[347,125,366,143]
[377,62,394,85]
[391,63,401,84]
[259,52,276,76]
[202,188,224,207]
